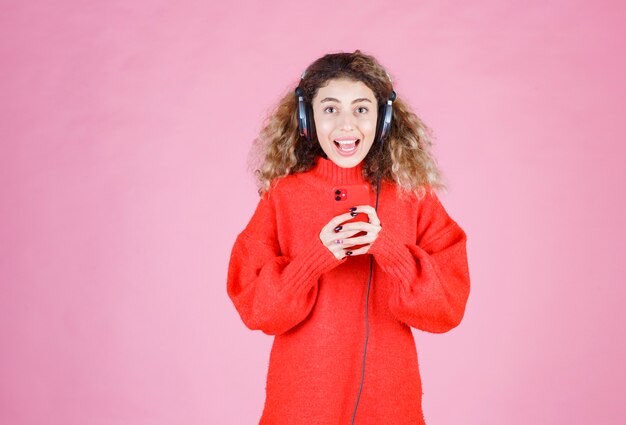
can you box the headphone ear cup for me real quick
[296,87,309,139]
[296,86,313,141]
[374,104,384,143]
[306,102,316,142]
[377,90,396,143]
[376,103,393,143]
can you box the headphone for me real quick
[295,70,396,146]
[295,66,397,424]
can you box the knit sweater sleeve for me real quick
[227,191,346,336]
[368,189,471,333]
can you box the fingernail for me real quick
[349,207,357,212]
[334,225,342,232]
[346,251,353,256]
[350,212,358,217]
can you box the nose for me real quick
[338,112,355,130]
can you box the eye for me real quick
[323,106,337,113]
[356,106,369,114]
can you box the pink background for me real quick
[1,1,625,424]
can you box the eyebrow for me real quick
[319,97,373,104]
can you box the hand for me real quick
[319,205,382,259]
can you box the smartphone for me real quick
[331,183,372,251]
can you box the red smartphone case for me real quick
[331,183,372,251]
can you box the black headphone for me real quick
[295,69,397,145]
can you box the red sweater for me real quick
[227,157,471,425]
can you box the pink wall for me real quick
[1,1,625,424]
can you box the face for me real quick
[311,78,378,168]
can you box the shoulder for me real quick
[262,173,305,200]
[389,184,459,228]
[380,181,439,206]
[256,172,313,213]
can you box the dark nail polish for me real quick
[349,207,357,212]
[334,225,342,232]
[350,212,358,217]
[346,251,353,256]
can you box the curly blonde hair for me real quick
[247,49,448,200]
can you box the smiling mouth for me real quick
[334,139,360,152]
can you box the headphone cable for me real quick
[350,169,381,425]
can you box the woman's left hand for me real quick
[332,205,382,256]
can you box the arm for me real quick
[227,193,346,336]
[368,190,471,333]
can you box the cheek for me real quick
[362,118,378,136]
[314,116,334,137]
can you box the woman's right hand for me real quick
[319,210,370,260]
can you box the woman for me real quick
[227,49,471,425]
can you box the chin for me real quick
[329,155,364,168]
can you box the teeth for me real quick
[335,139,358,152]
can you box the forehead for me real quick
[312,78,376,102]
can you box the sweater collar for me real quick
[308,156,366,185]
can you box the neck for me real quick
[310,156,366,184]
